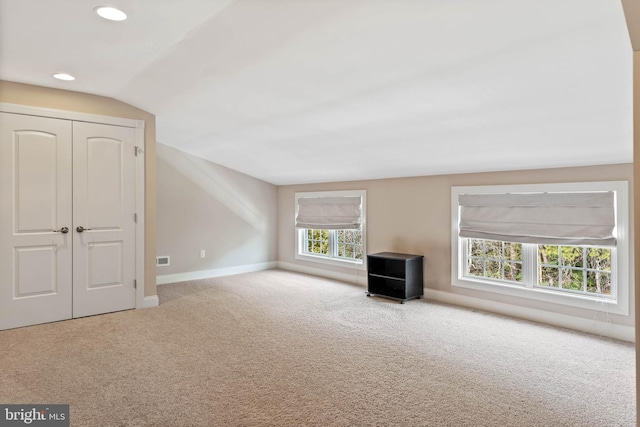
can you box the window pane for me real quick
[533,245,614,297]
[486,260,502,279]
[346,231,355,244]
[561,268,583,291]
[354,231,362,245]
[587,271,611,295]
[466,240,520,282]
[470,240,484,257]
[561,246,583,268]
[539,245,559,265]
[587,248,611,271]
[539,266,559,287]
[504,262,522,282]
[504,242,522,261]
[486,240,501,258]
[468,258,483,276]
[305,229,329,255]
[343,244,352,258]
[355,246,363,260]
[333,229,363,261]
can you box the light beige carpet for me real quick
[0,269,635,426]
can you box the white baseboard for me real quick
[423,288,635,343]
[277,261,634,342]
[156,261,278,285]
[142,295,159,308]
[277,261,367,286]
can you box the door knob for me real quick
[53,227,69,234]
[76,226,92,233]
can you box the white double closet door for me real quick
[0,112,137,330]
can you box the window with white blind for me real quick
[451,181,629,315]
[295,190,366,269]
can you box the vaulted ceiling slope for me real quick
[0,0,633,185]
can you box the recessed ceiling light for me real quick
[53,73,75,81]
[95,6,127,21]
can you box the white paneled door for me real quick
[72,122,136,318]
[0,113,73,329]
[0,113,137,330]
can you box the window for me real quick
[304,229,329,256]
[336,229,364,260]
[302,229,364,261]
[537,245,611,295]
[295,190,366,269]
[464,240,612,297]
[467,239,523,283]
[451,182,629,315]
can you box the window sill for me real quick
[453,276,627,316]
[295,252,366,271]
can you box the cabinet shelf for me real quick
[368,273,405,281]
[366,252,424,304]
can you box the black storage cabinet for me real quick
[366,252,424,303]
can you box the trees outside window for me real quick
[467,240,523,283]
[303,229,363,261]
[537,245,611,295]
[466,239,612,297]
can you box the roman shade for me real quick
[458,192,616,246]
[296,196,362,230]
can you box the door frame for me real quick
[0,102,147,310]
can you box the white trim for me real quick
[423,288,634,343]
[294,190,367,271]
[276,262,632,342]
[142,295,159,308]
[134,125,146,310]
[277,261,368,286]
[0,102,143,128]
[451,181,630,316]
[295,251,365,270]
[156,262,278,285]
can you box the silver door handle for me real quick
[76,226,92,233]
[53,227,69,234]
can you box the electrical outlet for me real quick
[200,250,206,258]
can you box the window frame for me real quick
[465,239,525,284]
[295,190,367,270]
[301,228,364,261]
[535,245,613,296]
[451,181,629,316]
[302,229,331,257]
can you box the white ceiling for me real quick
[0,0,633,185]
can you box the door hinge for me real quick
[134,279,137,289]
[135,146,144,157]
[134,213,137,223]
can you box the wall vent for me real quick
[156,256,170,267]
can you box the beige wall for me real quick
[279,163,634,327]
[0,81,157,297]
[156,143,278,276]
